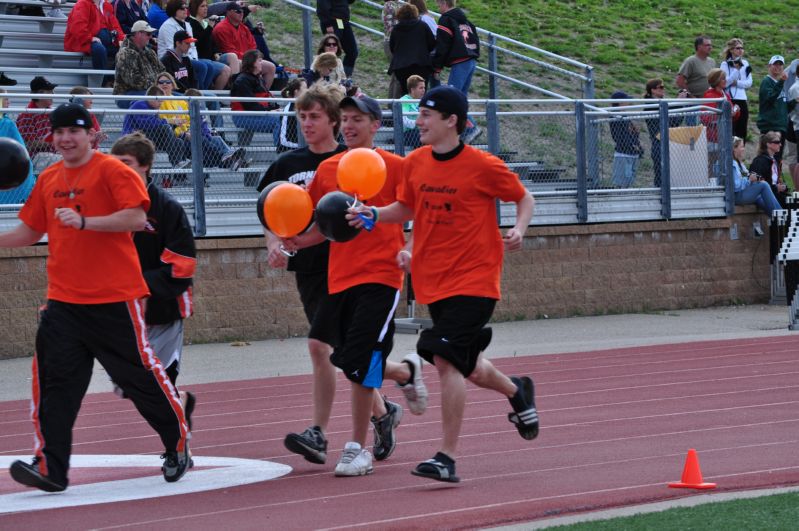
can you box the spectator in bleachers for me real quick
[184,89,248,171]
[0,89,35,204]
[114,20,164,109]
[207,1,276,66]
[69,86,108,149]
[757,55,791,164]
[720,38,752,142]
[700,68,731,145]
[314,35,346,86]
[276,77,307,153]
[643,77,685,187]
[389,3,435,96]
[64,0,126,85]
[400,74,425,150]
[409,0,436,36]
[316,0,358,78]
[122,85,192,169]
[230,49,280,145]
[303,52,342,89]
[115,0,148,35]
[160,30,198,91]
[382,1,401,99]
[750,131,788,207]
[609,91,643,188]
[188,0,240,77]
[431,0,480,143]
[147,0,169,30]
[732,136,781,215]
[212,2,275,89]
[16,77,57,159]
[676,36,716,98]
[158,0,230,91]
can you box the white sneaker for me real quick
[334,442,373,477]
[397,352,428,415]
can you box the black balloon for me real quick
[256,180,288,228]
[316,191,361,243]
[0,137,30,190]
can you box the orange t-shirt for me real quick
[308,148,406,294]
[19,152,151,304]
[398,145,527,304]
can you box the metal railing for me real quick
[0,93,733,237]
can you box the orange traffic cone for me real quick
[668,448,717,489]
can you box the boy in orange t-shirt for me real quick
[352,85,539,483]
[284,94,428,477]
[0,104,190,493]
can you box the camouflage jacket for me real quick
[113,37,165,95]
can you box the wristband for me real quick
[79,215,86,230]
[370,206,379,224]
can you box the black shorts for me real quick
[417,295,496,377]
[295,270,328,326]
[309,283,400,387]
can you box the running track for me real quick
[1,336,798,529]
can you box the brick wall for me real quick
[0,208,770,359]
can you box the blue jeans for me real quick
[448,59,477,131]
[90,28,118,70]
[202,134,231,167]
[232,113,280,145]
[197,59,224,90]
[612,153,638,188]
[190,59,210,90]
[735,181,782,215]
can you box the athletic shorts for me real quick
[417,295,496,377]
[309,283,400,387]
[295,270,328,326]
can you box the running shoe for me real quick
[371,399,403,461]
[334,442,373,476]
[284,426,328,464]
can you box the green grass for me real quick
[551,491,799,530]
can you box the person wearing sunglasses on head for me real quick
[719,38,752,141]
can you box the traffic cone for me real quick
[668,448,717,489]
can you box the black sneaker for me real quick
[10,458,67,492]
[508,376,539,440]
[284,426,328,464]
[371,398,403,461]
[0,72,17,86]
[161,444,190,483]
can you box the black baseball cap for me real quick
[49,103,93,130]
[173,30,197,44]
[340,94,383,121]
[419,85,467,121]
[225,1,242,12]
[30,76,57,93]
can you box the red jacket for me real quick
[64,0,125,54]
[211,18,256,60]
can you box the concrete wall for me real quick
[0,208,770,359]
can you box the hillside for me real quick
[259,0,798,100]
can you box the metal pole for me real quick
[392,100,405,157]
[659,100,672,219]
[719,99,734,215]
[583,66,594,99]
[188,100,206,236]
[488,33,498,100]
[302,0,313,70]
[575,101,587,223]
[486,100,500,156]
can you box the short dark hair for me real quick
[166,0,187,17]
[241,49,262,74]
[396,3,419,21]
[111,132,156,175]
[694,35,710,51]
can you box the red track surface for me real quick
[1,336,798,530]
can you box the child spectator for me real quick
[304,52,344,89]
[609,91,643,188]
[400,74,425,150]
[69,86,108,149]
[313,34,347,87]
[277,78,308,153]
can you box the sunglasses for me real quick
[325,42,338,46]
[734,46,744,50]
[157,80,173,85]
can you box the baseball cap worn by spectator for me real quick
[418,85,468,121]
[226,2,243,13]
[130,20,156,34]
[769,55,785,65]
[30,76,57,93]
[173,30,197,44]
[50,103,93,130]
[340,94,383,121]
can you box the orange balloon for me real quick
[336,147,387,200]
[264,183,314,238]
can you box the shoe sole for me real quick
[334,466,374,477]
[510,376,539,441]
[411,467,460,483]
[284,434,326,464]
[10,461,66,492]
[400,353,428,415]
[163,446,191,483]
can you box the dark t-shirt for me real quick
[257,144,347,273]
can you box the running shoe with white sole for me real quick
[334,442,373,477]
